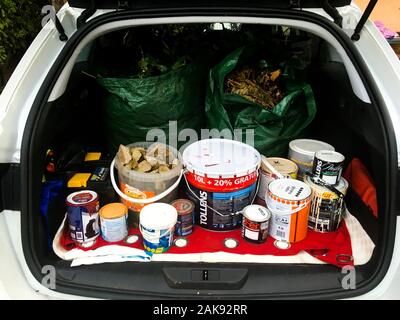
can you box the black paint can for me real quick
[312,150,345,186]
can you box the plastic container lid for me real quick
[140,203,178,230]
[243,205,271,222]
[99,203,128,219]
[170,199,194,215]
[315,150,345,163]
[304,176,349,194]
[261,156,298,174]
[268,178,311,201]
[182,139,261,177]
[289,139,335,157]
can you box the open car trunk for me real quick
[20,11,397,299]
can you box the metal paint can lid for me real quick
[314,150,345,163]
[171,199,195,215]
[66,190,98,206]
[242,205,271,223]
[99,203,128,219]
[304,175,349,195]
[261,156,298,175]
[289,139,335,157]
[268,178,311,201]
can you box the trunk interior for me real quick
[24,22,390,298]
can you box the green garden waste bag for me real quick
[97,64,205,152]
[205,46,317,157]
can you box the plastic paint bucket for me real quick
[99,203,128,242]
[139,203,177,254]
[266,178,312,243]
[256,156,298,206]
[241,205,271,243]
[312,150,345,186]
[171,199,195,236]
[288,139,334,180]
[182,139,261,231]
[304,176,349,232]
[112,142,183,227]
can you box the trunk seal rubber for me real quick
[20,7,397,299]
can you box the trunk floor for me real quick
[53,209,375,267]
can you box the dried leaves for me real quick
[225,66,284,109]
[117,144,179,173]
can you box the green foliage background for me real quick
[0,0,48,64]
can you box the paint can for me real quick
[312,150,345,185]
[256,156,298,206]
[288,139,335,180]
[66,190,100,245]
[304,176,349,232]
[171,199,195,236]
[266,178,312,243]
[182,139,261,231]
[241,205,271,243]
[139,203,177,254]
[99,203,128,242]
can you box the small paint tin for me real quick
[66,190,100,245]
[99,203,128,242]
[241,205,271,243]
[171,199,195,236]
[266,178,312,243]
[256,157,298,205]
[304,176,348,233]
[312,150,345,185]
[288,139,335,180]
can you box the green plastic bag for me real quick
[98,64,205,152]
[205,46,317,157]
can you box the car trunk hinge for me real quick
[42,6,68,41]
[321,0,343,28]
[77,0,97,29]
[351,0,378,41]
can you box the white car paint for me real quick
[0,2,399,299]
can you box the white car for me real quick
[1,0,400,300]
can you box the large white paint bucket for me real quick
[182,139,261,231]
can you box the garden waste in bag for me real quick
[205,46,317,157]
[97,63,205,153]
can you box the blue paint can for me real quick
[66,190,100,246]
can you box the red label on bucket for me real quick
[185,171,258,192]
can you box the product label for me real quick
[67,203,100,244]
[142,226,173,254]
[269,213,291,242]
[120,183,155,212]
[188,183,256,231]
[100,216,128,242]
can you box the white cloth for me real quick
[53,209,375,266]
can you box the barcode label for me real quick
[276,230,286,238]
[76,232,83,240]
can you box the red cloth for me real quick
[343,158,378,218]
[60,221,354,268]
